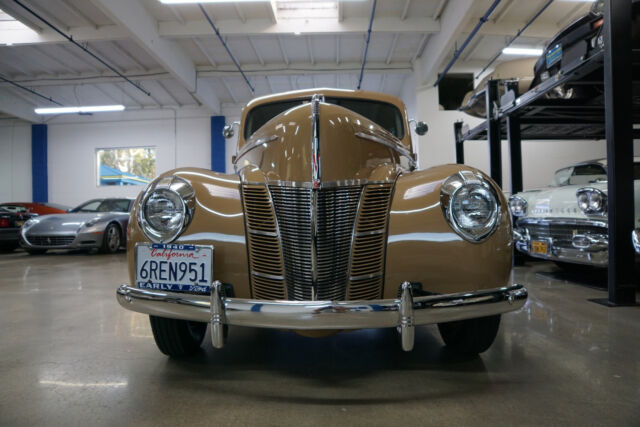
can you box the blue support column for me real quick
[211,116,226,173]
[31,124,48,203]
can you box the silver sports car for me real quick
[20,198,133,255]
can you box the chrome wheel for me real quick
[101,224,121,253]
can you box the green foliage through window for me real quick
[97,147,156,186]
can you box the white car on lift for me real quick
[509,158,640,269]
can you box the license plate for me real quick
[531,241,549,254]
[15,221,24,227]
[136,243,214,293]
[546,44,562,68]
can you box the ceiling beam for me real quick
[248,37,264,66]
[307,36,315,65]
[338,0,344,22]
[401,0,412,21]
[57,0,98,29]
[432,0,448,20]
[159,16,439,38]
[193,38,217,67]
[91,0,220,113]
[221,78,238,103]
[386,33,398,64]
[0,88,41,122]
[336,35,341,65]
[266,1,277,24]
[475,20,560,39]
[277,36,290,65]
[412,34,429,62]
[234,4,246,23]
[156,80,181,107]
[492,0,515,23]
[167,6,185,25]
[418,0,476,86]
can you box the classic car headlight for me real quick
[576,187,607,216]
[138,175,196,243]
[440,171,501,242]
[508,195,527,217]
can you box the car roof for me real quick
[570,157,640,168]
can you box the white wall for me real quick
[402,76,621,193]
[46,108,212,207]
[0,120,31,202]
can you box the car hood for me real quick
[25,212,121,233]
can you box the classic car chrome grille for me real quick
[25,235,75,246]
[242,183,394,301]
[348,184,394,300]
[241,185,286,299]
[523,222,608,248]
[270,185,362,301]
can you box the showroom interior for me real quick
[0,0,638,425]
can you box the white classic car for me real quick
[509,158,640,268]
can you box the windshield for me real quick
[0,204,27,213]
[71,199,131,213]
[243,97,405,139]
[550,164,607,186]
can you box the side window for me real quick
[79,201,101,212]
[568,164,606,185]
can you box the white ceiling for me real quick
[0,0,593,121]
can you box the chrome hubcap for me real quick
[107,227,119,251]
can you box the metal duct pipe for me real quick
[477,0,555,78]
[199,4,255,93]
[12,0,151,97]
[357,0,378,90]
[0,74,63,106]
[433,0,502,87]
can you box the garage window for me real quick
[96,147,156,186]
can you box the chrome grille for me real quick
[26,235,75,246]
[348,184,393,300]
[270,185,362,300]
[241,185,286,300]
[523,223,608,248]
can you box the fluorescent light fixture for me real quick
[502,47,543,56]
[159,0,270,3]
[35,105,126,115]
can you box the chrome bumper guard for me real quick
[117,282,527,351]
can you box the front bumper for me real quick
[117,282,527,351]
[20,230,103,250]
[514,217,609,267]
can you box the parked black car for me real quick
[0,207,36,251]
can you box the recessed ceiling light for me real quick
[502,47,543,56]
[35,105,126,115]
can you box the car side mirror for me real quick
[222,121,240,139]
[414,121,428,136]
[222,125,235,139]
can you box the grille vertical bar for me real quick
[241,185,286,299]
[348,184,394,300]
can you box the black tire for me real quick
[100,223,121,254]
[26,248,47,255]
[438,315,501,355]
[149,315,207,357]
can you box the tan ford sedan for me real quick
[116,89,527,357]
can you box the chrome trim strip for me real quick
[251,271,285,281]
[517,217,608,228]
[245,179,391,188]
[349,272,383,281]
[311,94,322,189]
[248,229,278,237]
[354,229,385,237]
[310,189,319,300]
[236,134,278,160]
[633,229,640,255]
[117,283,527,333]
[354,131,416,168]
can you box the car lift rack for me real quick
[453,0,639,305]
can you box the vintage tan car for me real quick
[117,89,527,357]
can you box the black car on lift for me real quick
[530,0,640,98]
[0,207,36,251]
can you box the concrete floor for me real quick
[0,250,639,426]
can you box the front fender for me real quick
[383,164,513,298]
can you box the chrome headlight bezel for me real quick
[576,187,607,216]
[440,171,502,243]
[508,195,528,217]
[138,175,196,243]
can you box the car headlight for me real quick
[84,218,99,228]
[440,171,501,242]
[138,175,196,243]
[508,195,527,217]
[23,218,39,228]
[576,187,607,216]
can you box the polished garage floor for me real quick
[0,251,639,426]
